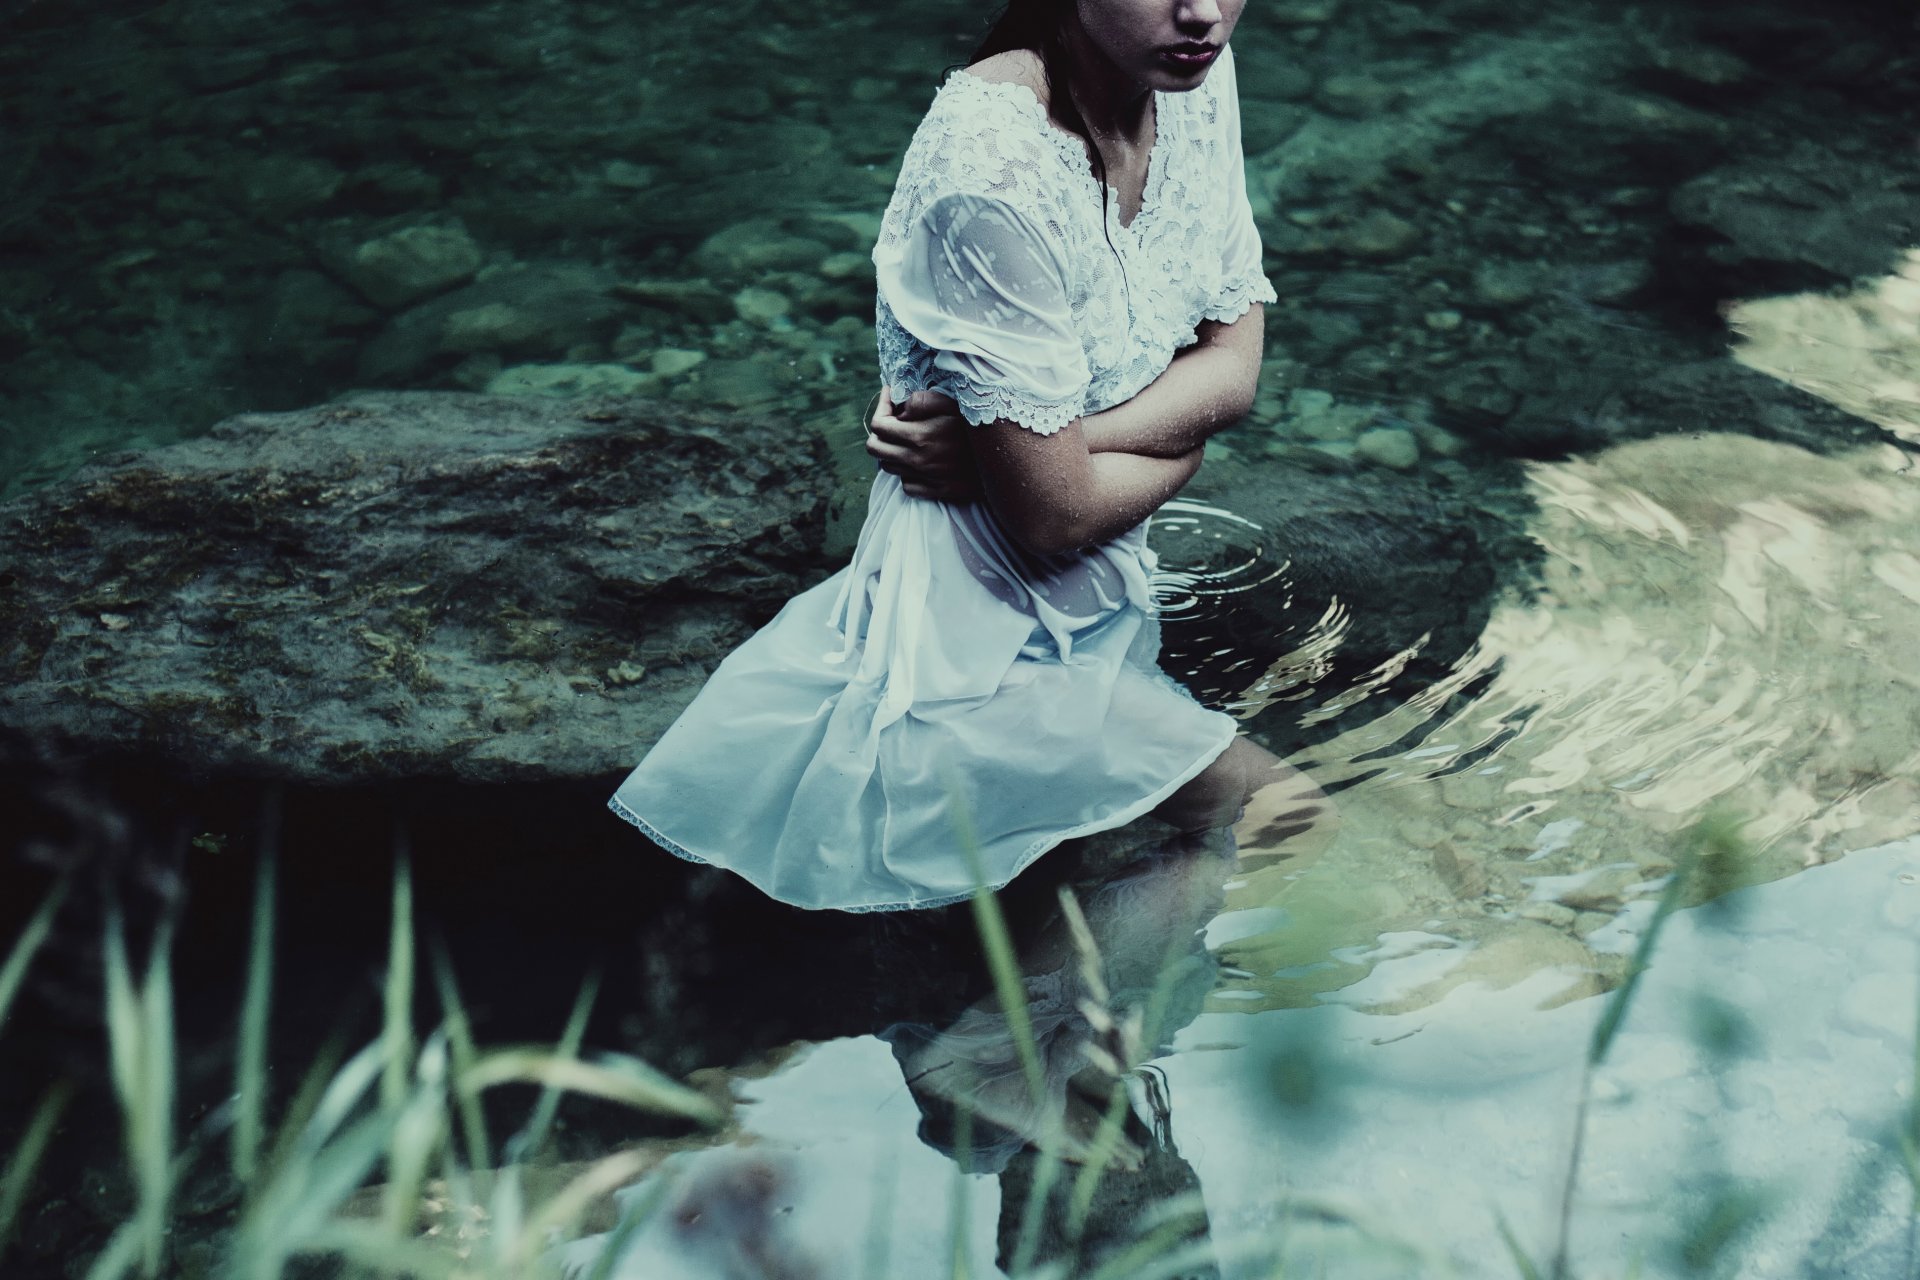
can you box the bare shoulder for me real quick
[963,48,1050,103]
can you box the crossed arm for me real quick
[866,304,1265,556]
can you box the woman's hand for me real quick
[866,387,981,502]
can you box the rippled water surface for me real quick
[3,1,1919,1277]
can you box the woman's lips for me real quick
[1159,45,1220,70]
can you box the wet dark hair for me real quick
[970,0,1112,205]
[966,0,1129,291]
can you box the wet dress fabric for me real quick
[608,48,1277,912]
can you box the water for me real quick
[2,1,1918,1277]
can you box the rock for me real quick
[689,357,791,410]
[341,163,444,209]
[486,363,656,398]
[1361,920,1604,1014]
[1339,210,1421,259]
[1517,901,1577,928]
[1547,864,1644,913]
[693,220,831,276]
[1268,0,1341,24]
[1638,38,1756,94]
[359,264,621,383]
[1283,388,1375,442]
[817,252,870,282]
[1565,259,1654,306]
[601,160,656,191]
[232,154,344,222]
[1670,148,1920,288]
[0,393,835,784]
[1412,421,1468,459]
[1354,426,1420,470]
[1317,74,1400,119]
[650,348,707,378]
[1610,359,1891,456]
[1471,260,1543,308]
[247,270,377,369]
[442,302,540,352]
[344,223,484,310]
[611,278,735,324]
[1430,844,1489,900]
[1239,100,1311,153]
[732,286,792,326]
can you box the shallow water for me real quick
[3,1,1919,1277]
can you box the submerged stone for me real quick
[486,363,657,398]
[345,223,484,310]
[1354,426,1421,471]
[0,393,835,784]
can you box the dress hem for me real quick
[606,724,1236,915]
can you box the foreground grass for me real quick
[0,810,1903,1279]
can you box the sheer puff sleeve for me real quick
[874,192,1091,436]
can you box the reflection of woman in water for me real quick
[609,0,1332,1180]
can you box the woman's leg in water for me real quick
[1155,735,1340,872]
[894,740,1336,1170]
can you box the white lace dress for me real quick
[609,47,1276,911]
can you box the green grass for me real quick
[0,802,1889,1280]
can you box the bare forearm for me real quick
[976,423,1202,556]
[1064,447,1204,548]
[1083,306,1265,458]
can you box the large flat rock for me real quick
[0,392,835,783]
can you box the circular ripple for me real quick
[1149,499,1291,619]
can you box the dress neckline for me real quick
[948,69,1168,235]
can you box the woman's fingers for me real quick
[869,386,979,500]
[895,388,962,421]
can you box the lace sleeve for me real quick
[876,192,1090,435]
[1206,46,1279,324]
[871,79,1092,435]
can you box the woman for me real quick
[608,0,1325,915]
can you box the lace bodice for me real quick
[872,45,1276,434]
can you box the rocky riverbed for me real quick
[1,0,1913,499]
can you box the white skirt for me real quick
[608,473,1236,912]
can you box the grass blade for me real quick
[583,1169,678,1280]
[514,972,602,1162]
[431,944,492,1171]
[460,1049,724,1127]
[1497,1211,1546,1280]
[233,799,279,1185]
[510,1147,652,1269]
[103,912,141,1130]
[297,1220,462,1280]
[0,879,68,1036]
[133,918,176,1277]
[1011,1134,1068,1276]
[0,1079,75,1256]
[381,1034,449,1239]
[1589,818,1728,1066]
[102,911,175,1278]
[382,841,415,1116]
[233,1105,404,1279]
[81,1222,144,1280]
[303,1040,388,1154]
[1065,1086,1132,1240]
[947,791,1044,1104]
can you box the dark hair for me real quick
[971,0,1109,199]
[967,0,1129,293]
